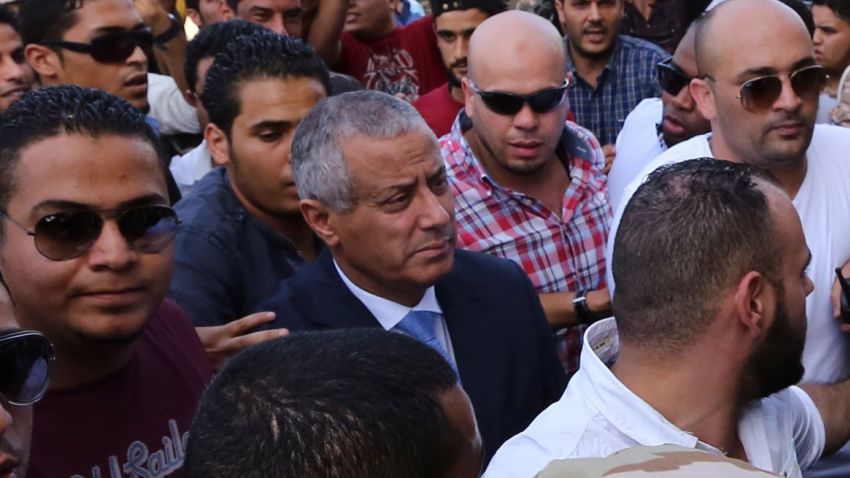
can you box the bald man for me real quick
[607,0,850,389]
[441,11,611,377]
[608,21,710,210]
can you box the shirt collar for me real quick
[333,258,442,330]
[578,318,721,451]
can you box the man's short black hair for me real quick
[184,20,267,94]
[0,4,20,32]
[781,0,816,36]
[185,0,199,12]
[185,328,467,478]
[201,28,331,137]
[18,0,81,45]
[432,0,507,18]
[813,0,850,22]
[613,158,781,353]
[0,85,162,237]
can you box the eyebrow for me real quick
[736,58,817,83]
[248,120,293,135]
[248,5,274,14]
[91,23,148,35]
[31,194,169,213]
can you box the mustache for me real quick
[449,59,467,70]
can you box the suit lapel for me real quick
[305,251,384,329]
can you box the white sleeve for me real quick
[788,386,827,469]
[147,73,201,136]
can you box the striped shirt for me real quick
[565,34,669,145]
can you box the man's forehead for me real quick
[73,0,144,28]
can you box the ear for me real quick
[462,76,475,118]
[183,89,199,109]
[690,78,718,122]
[733,271,773,340]
[205,123,231,167]
[186,8,203,28]
[300,199,340,247]
[25,44,61,82]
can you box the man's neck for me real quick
[450,84,464,103]
[709,134,808,199]
[464,129,570,214]
[568,42,611,89]
[611,343,747,461]
[355,18,397,41]
[229,176,318,260]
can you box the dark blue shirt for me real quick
[168,168,310,326]
[565,34,669,146]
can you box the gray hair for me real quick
[291,90,434,212]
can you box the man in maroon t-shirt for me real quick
[413,0,505,137]
[325,0,447,100]
[0,85,214,478]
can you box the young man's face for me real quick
[236,0,303,36]
[0,290,34,478]
[557,0,623,60]
[26,0,150,111]
[434,9,489,87]
[0,133,173,353]
[187,0,233,27]
[0,23,33,112]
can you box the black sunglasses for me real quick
[657,57,693,96]
[469,78,571,116]
[731,64,826,112]
[1,204,180,262]
[0,330,54,406]
[42,28,152,63]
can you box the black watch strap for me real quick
[572,289,594,324]
[153,14,181,47]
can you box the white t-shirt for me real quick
[483,318,826,478]
[147,73,201,136]
[606,126,850,384]
[169,140,213,197]
[610,98,666,211]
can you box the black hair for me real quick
[613,159,781,353]
[0,4,19,32]
[781,0,815,36]
[185,328,466,478]
[185,0,199,12]
[184,20,268,93]
[201,28,331,137]
[18,0,81,45]
[0,86,162,236]
[813,0,850,22]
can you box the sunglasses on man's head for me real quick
[732,64,826,112]
[0,330,54,406]
[0,204,180,262]
[469,78,571,116]
[657,57,693,96]
[42,28,153,64]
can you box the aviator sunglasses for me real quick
[42,28,153,63]
[0,204,180,261]
[708,64,826,112]
[469,78,571,116]
[0,330,54,405]
[657,57,693,96]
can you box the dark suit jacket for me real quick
[256,249,568,463]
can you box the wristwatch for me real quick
[153,13,181,48]
[572,289,594,324]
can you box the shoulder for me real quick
[617,35,669,60]
[452,249,527,278]
[174,169,241,237]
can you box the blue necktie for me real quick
[394,310,457,370]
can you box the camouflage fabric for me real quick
[536,444,781,478]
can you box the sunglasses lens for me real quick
[0,333,52,405]
[740,76,783,111]
[792,66,827,101]
[527,88,566,113]
[34,212,102,261]
[658,65,690,96]
[90,34,138,63]
[118,206,179,253]
[480,92,525,115]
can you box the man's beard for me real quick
[742,289,806,402]
[445,61,466,88]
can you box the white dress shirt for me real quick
[333,260,456,362]
[484,318,825,478]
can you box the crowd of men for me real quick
[3,0,850,476]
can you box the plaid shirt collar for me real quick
[564,35,624,82]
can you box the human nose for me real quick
[0,57,27,82]
[774,76,803,112]
[512,102,539,130]
[268,15,288,35]
[419,189,451,231]
[453,37,469,63]
[127,44,148,68]
[671,82,696,111]
[588,1,601,21]
[85,220,138,271]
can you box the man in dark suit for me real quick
[256,90,567,463]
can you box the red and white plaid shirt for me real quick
[441,114,611,376]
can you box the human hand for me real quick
[602,144,616,175]
[195,312,288,370]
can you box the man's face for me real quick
[813,5,850,76]
[344,0,395,38]
[702,19,819,170]
[219,77,326,218]
[434,9,489,87]
[557,0,623,60]
[325,130,455,305]
[661,45,709,146]
[463,52,568,178]
[190,0,233,27]
[0,23,33,112]
[236,0,303,36]
[0,291,33,478]
[440,385,483,478]
[0,133,172,353]
[37,0,149,111]
[188,56,214,130]
[745,191,812,400]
